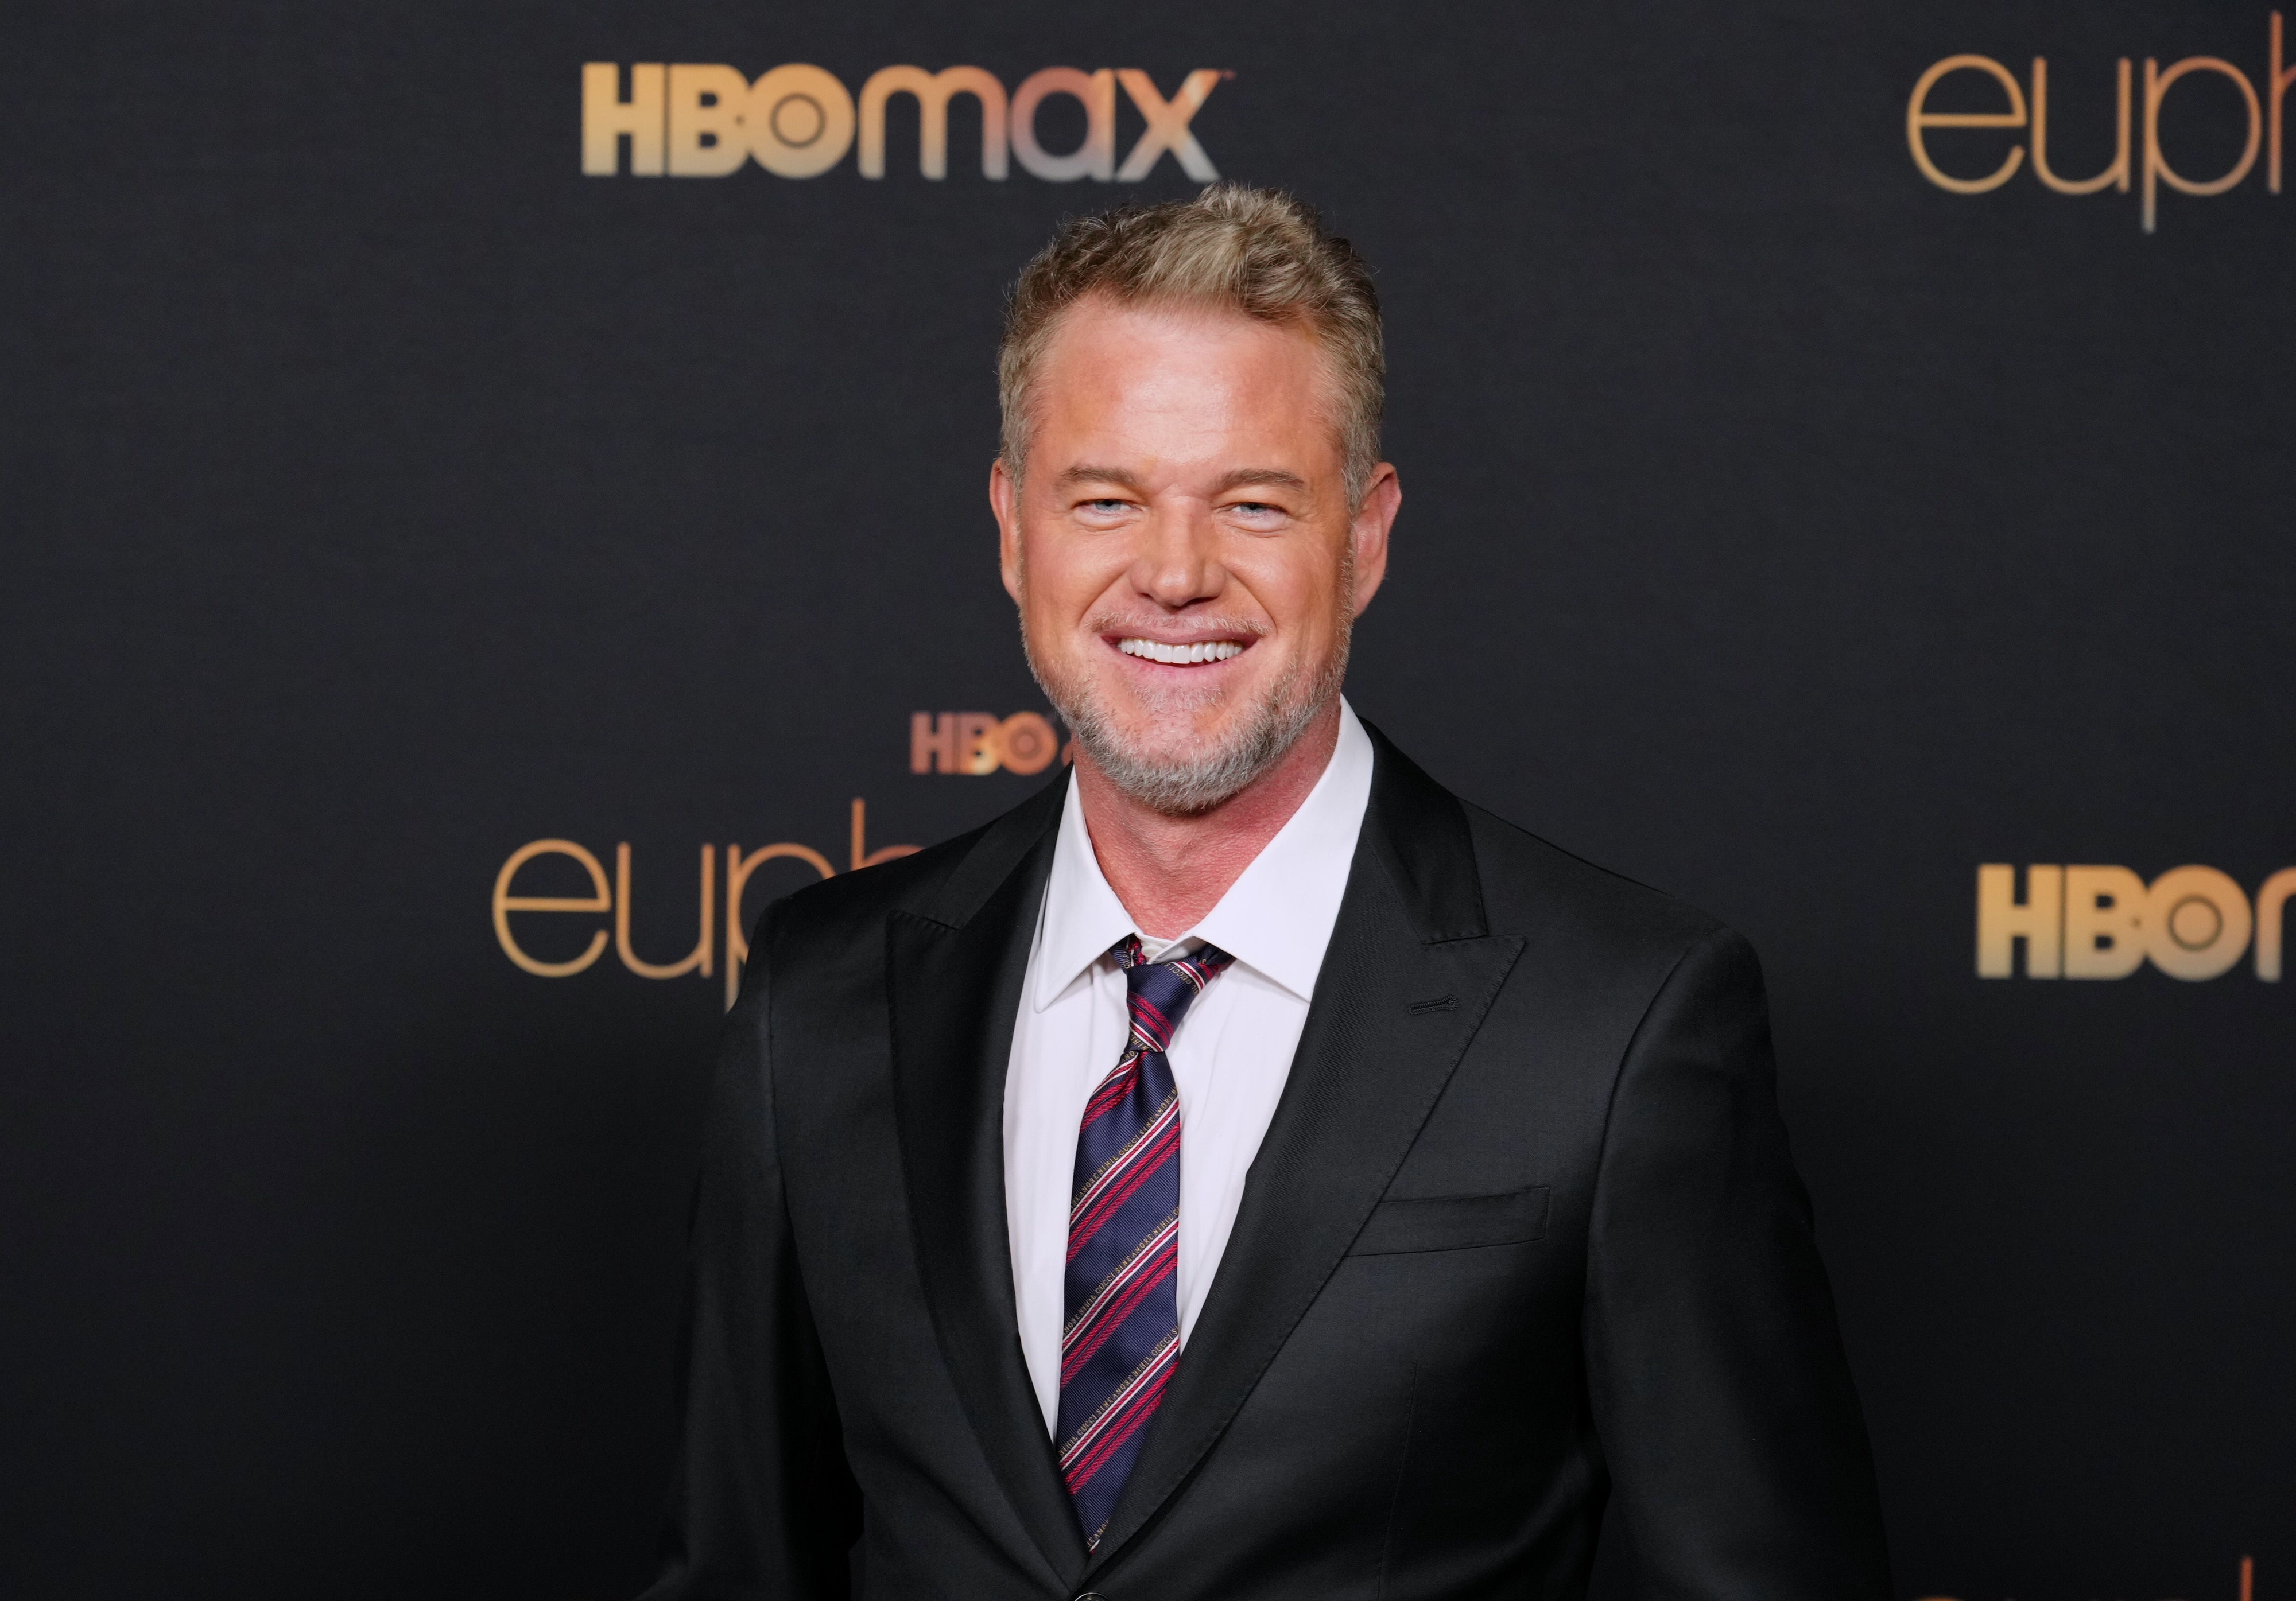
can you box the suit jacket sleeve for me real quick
[1583,927,1891,1599]
[641,901,861,1600]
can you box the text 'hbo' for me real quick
[1976,862,2296,981]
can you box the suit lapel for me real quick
[887,783,1089,1584]
[1085,729,1524,1571]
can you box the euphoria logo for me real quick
[1908,12,2296,230]
[494,710,1073,1005]
[581,62,1225,182]
[493,800,917,1008]
[1976,863,2296,980]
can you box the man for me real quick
[642,186,1890,1600]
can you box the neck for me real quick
[1074,700,1344,941]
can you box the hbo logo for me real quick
[910,711,1064,776]
[1976,862,2296,981]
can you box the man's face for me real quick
[991,296,1397,813]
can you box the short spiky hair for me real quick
[998,184,1384,507]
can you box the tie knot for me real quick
[1112,935,1234,1050]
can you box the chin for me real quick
[1072,678,1329,816]
[1112,684,1246,737]
[1024,623,1347,815]
[1106,711,1240,767]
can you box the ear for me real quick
[991,458,1024,604]
[1345,463,1400,614]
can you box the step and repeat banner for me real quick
[3,1,2289,1596]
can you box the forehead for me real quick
[1030,297,1342,468]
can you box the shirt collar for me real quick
[1031,700,1376,1009]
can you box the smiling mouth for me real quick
[1114,637,1249,666]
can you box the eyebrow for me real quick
[1053,464,1149,493]
[1052,465,1311,496]
[1210,468,1309,496]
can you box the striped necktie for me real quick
[1055,934,1234,1549]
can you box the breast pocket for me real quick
[1346,1186,1550,1256]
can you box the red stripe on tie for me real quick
[1128,993,1174,1049]
[1060,1336,1173,1475]
[1061,1246,1178,1384]
[1068,1091,1178,1222]
[1062,1344,1178,1494]
[1065,1118,1181,1258]
[1077,1060,1140,1129]
[1062,1214,1179,1341]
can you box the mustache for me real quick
[1081,612,1270,640]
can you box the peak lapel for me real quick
[887,784,1088,1584]
[1085,730,1525,1569]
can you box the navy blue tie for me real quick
[1054,934,1234,1549]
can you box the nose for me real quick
[1128,500,1224,611]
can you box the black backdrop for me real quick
[4,2,2291,1597]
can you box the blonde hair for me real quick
[998,184,1384,507]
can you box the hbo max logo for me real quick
[581,62,1224,181]
[1976,862,2296,981]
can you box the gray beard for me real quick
[1025,617,1351,818]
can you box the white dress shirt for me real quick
[1002,700,1375,1432]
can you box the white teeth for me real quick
[1119,638,1246,665]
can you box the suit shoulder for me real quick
[1460,799,1731,966]
[766,825,974,941]
[763,777,1066,948]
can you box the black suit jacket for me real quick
[641,728,1891,1600]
